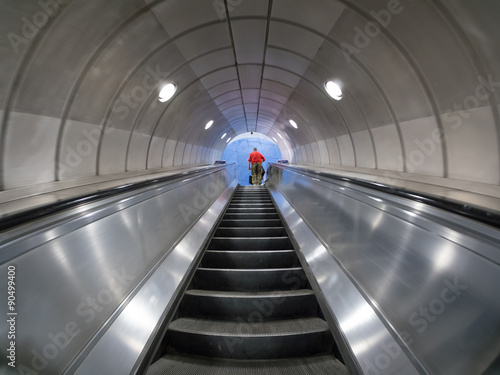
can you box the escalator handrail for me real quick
[269,163,500,229]
[0,164,234,232]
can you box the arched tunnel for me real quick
[0,1,499,374]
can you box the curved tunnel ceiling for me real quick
[1,0,500,191]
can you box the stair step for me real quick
[223,213,280,220]
[234,191,269,194]
[208,237,293,250]
[166,317,333,359]
[219,219,282,227]
[192,267,308,291]
[201,250,299,268]
[148,353,349,375]
[233,195,269,199]
[229,203,273,206]
[232,198,269,201]
[180,289,319,320]
[226,208,277,214]
[215,227,287,238]
[229,203,274,207]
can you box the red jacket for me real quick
[248,151,265,165]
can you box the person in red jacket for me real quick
[248,147,265,185]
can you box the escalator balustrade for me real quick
[147,186,348,374]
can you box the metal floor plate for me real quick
[147,353,349,375]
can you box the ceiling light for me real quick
[325,80,342,100]
[289,119,298,129]
[277,133,283,139]
[158,83,176,102]
[226,137,231,143]
[221,133,227,139]
[272,137,278,142]
[205,120,214,130]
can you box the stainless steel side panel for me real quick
[267,166,500,375]
[269,192,422,375]
[0,166,236,374]
[72,180,238,375]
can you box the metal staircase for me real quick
[147,185,348,374]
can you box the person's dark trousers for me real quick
[251,163,263,185]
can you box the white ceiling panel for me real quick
[173,24,231,61]
[245,104,259,113]
[259,102,284,116]
[227,0,269,17]
[261,80,294,96]
[200,67,238,87]
[263,66,301,88]
[218,98,243,111]
[260,89,288,104]
[208,80,240,98]
[257,113,277,122]
[238,65,263,89]
[272,0,345,35]
[268,22,324,60]
[266,47,311,77]
[226,116,245,124]
[242,89,261,103]
[214,91,242,106]
[149,0,222,36]
[189,49,234,77]
[223,107,245,117]
[230,119,246,126]
[232,20,267,64]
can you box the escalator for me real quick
[147,185,348,374]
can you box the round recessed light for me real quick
[205,120,214,130]
[325,80,342,100]
[221,133,227,139]
[158,83,176,102]
[289,119,298,129]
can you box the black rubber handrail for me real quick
[270,163,500,229]
[0,165,232,232]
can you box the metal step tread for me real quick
[232,197,270,200]
[205,249,295,254]
[205,249,294,253]
[227,206,276,212]
[231,198,272,200]
[217,227,285,230]
[218,219,282,227]
[223,211,278,220]
[227,204,273,206]
[184,289,314,298]
[211,236,289,240]
[168,317,329,337]
[147,353,349,375]
[230,203,273,205]
[220,220,280,222]
[197,267,302,272]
